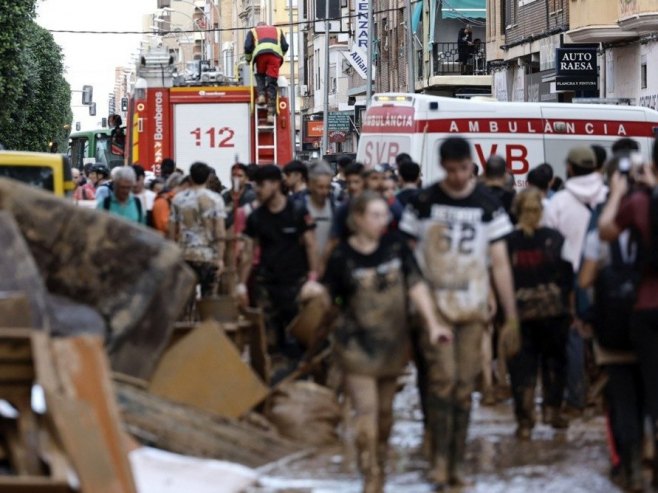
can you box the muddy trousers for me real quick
[344,373,398,493]
[605,364,645,482]
[507,317,569,428]
[254,278,304,360]
[417,321,484,483]
[630,309,658,483]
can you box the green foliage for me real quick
[0,1,71,151]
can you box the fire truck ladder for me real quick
[250,60,278,165]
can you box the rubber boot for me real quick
[255,73,267,105]
[266,106,275,124]
[544,406,569,430]
[627,444,644,492]
[449,406,473,487]
[426,397,452,488]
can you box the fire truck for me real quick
[357,93,658,187]
[126,50,293,186]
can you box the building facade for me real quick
[486,0,658,107]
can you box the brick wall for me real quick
[504,0,568,46]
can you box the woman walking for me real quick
[321,191,452,493]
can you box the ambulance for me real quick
[356,94,658,187]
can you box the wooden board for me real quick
[148,321,269,419]
[50,337,136,493]
[0,477,72,493]
[116,382,301,468]
[0,293,33,329]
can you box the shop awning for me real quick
[441,0,486,20]
[412,0,423,33]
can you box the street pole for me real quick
[322,0,330,157]
[288,0,297,156]
[405,0,414,93]
[366,0,373,106]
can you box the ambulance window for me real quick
[653,127,658,138]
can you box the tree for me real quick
[0,1,71,152]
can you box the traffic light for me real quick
[101,117,107,128]
[121,97,128,112]
[82,85,93,105]
[89,102,96,116]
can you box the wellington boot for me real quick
[428,455,449,490]
[363,472,384,493]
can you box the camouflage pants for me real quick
[344,373,398,487]
[415,321,484,479]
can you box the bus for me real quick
[68,128,125,170]
[0,150,74,197]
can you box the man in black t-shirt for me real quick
[241,165,320,377]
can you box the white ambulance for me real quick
[356,93,658,187]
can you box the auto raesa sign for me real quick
[556,45,599,91]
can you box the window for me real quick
[0,166,54,192]
[641,56,648,89]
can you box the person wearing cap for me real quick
[90,163,112,205]
[240,164,320,381]
[283,160,308,203]
[543,145,608,418]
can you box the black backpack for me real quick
[647,187,658,272]
[592,236,641,350]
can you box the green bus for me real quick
[68,128,125,170]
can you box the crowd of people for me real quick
[71,134,658,493]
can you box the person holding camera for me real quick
[599,138,658,488]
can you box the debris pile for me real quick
[0,179,335,491]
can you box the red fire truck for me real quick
[126,55,293,186]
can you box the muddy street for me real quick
[254,370,622,493]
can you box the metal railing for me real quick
[431,42,488,76]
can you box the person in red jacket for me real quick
[244,21,289,123]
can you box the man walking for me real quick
[400,137,518,488]
[301,161,335,262]
[240,165,319,380]
[244,21,289,123]
[543,146,607,416]
[168,162,226,297]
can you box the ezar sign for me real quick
[556,45,598,91]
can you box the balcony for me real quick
[618,1,658,35]
[432,42,488,76]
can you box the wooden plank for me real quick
[45,394,122,493]
[0,293,33,328]
[51,336,137,493]
[148,320,268,419]
[0,476,72,493]
[116,382,301,468]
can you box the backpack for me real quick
[103,195,143,223]
[647,186,658,271]
[592,235,640,350]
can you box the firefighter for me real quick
[244,21,289,123]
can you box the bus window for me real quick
[0,165,55,192]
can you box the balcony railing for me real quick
[431,42,488,76]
